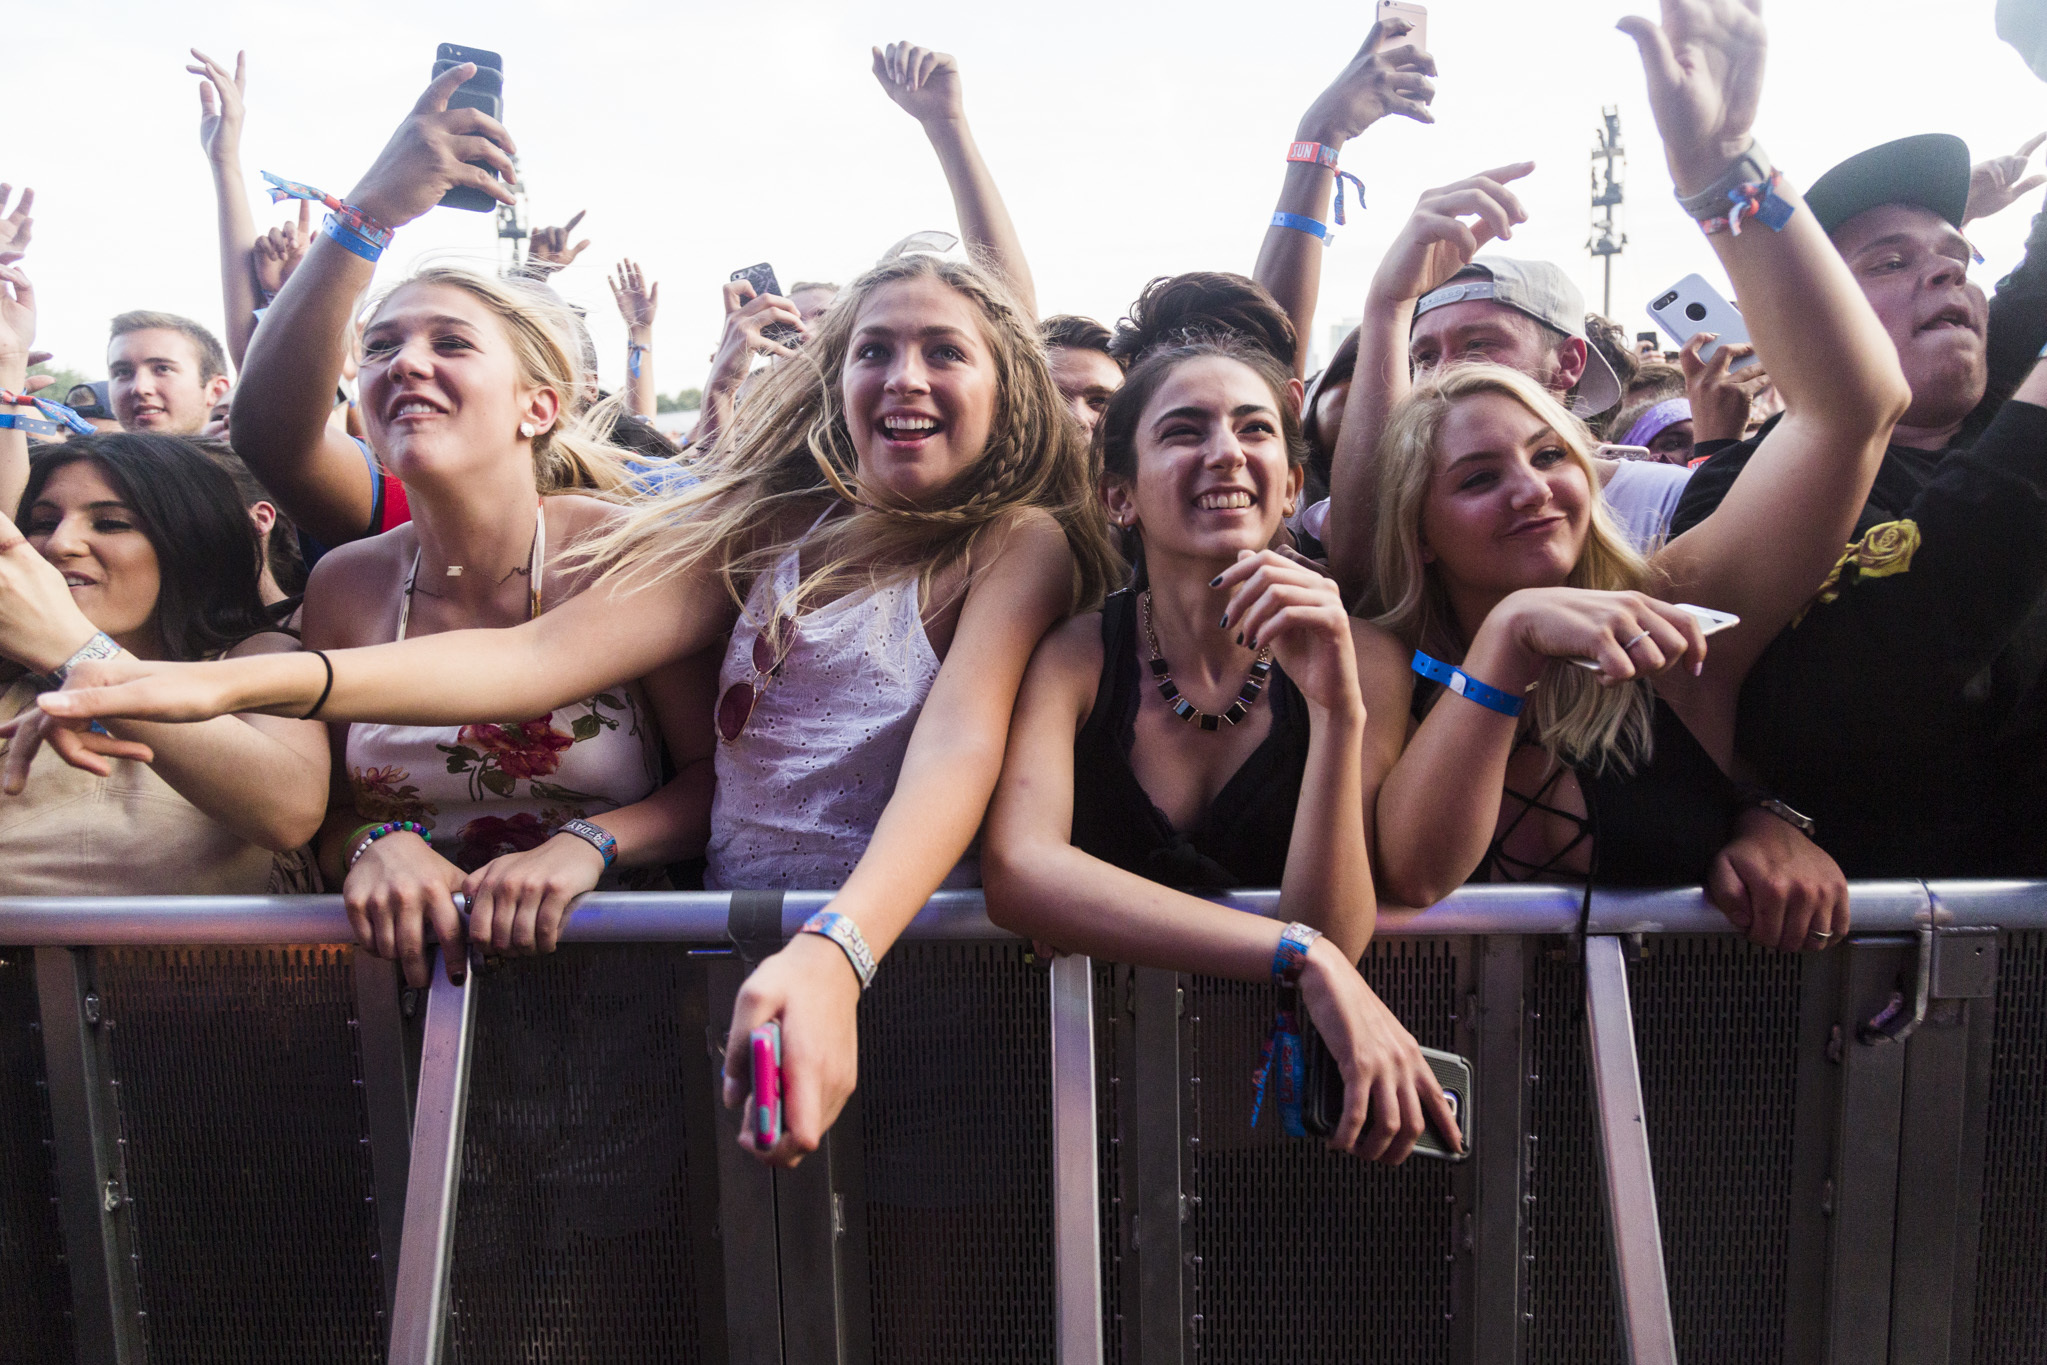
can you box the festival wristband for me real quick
[1272,922,1323,986]
[43,631,122,687]
[1411,649,1525,718]
[0,389,95,436]
[1283,141,1367,223]
[1675,142,1776,218]
[322,213,386,263]
[0,412,58,435]
[627,343,646,379]
[1699,169,1794,237]
[1271,211,1331,243]
[261,172,394,249]
[1287,140,1341,168]
[558,818,618,869]
[800,910,877,991]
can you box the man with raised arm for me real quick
[1663,129,2047,875]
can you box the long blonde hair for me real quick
[585,252,1123,618]
[363,265,636,496]
[1368,363,1657,772]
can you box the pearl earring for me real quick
[519,422,536,439]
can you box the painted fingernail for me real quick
[1692,660,1703,676]
[1218,613,1230,628]
[1235,632,1244,646]
[1209,574,1223,588]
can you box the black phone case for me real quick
[433,50,504,213]
[731,264,803,345]
[1300,1015,1472,1160]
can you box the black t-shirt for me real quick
[1666,400,2047,875]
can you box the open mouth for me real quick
[389,397,447,422]
[1919,307,1976,335]
[879,413,944,446]
[61,573,96,589]
[1194,489,1256,511]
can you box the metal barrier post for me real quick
[1582,936,1677,1365]
[1050,953,1104,1365]
[387,952,476,1365]
[1466,935,1532,1365]
[34,946,144,1365]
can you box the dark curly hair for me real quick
[20,434,282,661]
[1108,273,1296,370]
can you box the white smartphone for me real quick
[1647,274,1756,370]
[1570,604,1740,672]
[1376,0,1428,51]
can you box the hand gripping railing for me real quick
[7,880,2047,1365]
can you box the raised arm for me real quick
[1627,0,1911,678]
[0,257,34,517]
[1253,19,1437,380]
[189,49,263,370]
[609,259,659,420]
[1323,162,1534,600]
[231,64,519,546]
[872,43,1036,317]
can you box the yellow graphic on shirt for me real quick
[1796,519,1921,626]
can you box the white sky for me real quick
[15,0,2047,395]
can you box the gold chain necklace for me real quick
[1141,590,1273,731]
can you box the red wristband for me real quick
[1287,141,1341,169]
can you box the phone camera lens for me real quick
[1684,302,1708,322]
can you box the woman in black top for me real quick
[983,336,1456,1165]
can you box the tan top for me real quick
[0,677,314,896]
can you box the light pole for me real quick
[1589,106,1626,316]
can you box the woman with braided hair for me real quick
[14,246,1123,1171]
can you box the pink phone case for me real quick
[750,1023,783,1151]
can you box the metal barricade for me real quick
[3,882,2045,1365]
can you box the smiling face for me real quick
[108,328,229,434]
[358,281,557,486]
[1419,390,1592,601]
[23,460,164,655]
[1106,355,1301,566]
[840,275,999,504]
[1831,203,1987,437]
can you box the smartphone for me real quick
[432,43,504,213]
[1595,443,1655,462]
[1569,603,1741,672]
[1647,274,1755,370]
[1375,0,1428,51]
[750,1022,783,1152]
[730,264,804,346]
[1303,1023,1471,1161]
[1636,330,1660,352]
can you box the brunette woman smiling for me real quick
[983,336,1457,1165]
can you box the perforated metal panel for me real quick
[1631,935,1801,1362]
[1180,939,1463,1364]
[445,944,707,1362]
[1975,929,2047,1360]
[0,948,70,1362]
[858,942,1056,1362]
[1094,960,1132,1365]
[1525,943,1622,1365]
[92,945,385,1363]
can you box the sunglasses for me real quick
[717,614,793,743]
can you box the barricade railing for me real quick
[3,881,2043,1365]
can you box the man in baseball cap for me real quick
[1667,130,2047,876]
[1409,257,1623,416]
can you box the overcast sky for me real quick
[15,0,2047,396]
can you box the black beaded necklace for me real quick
[1141,589,1273,731]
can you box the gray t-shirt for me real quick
[1601,458,1695,551]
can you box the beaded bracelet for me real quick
[346,820,432,871]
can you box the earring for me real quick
[519,422,537,439]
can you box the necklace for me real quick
[400,500,546,637]
[1141,589,1272,731]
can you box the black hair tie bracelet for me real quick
[302,650,335,721]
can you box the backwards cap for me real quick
[1414,257,1623,415]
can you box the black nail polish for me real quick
[1218,613,1230,628]
[1235,632,1244,646]
[1208,574,1223,588]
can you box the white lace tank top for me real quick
[706,529,978,891]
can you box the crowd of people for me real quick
[0,0,2042,1175]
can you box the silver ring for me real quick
[1808,929,1833,939]
[1621,630,1651,651]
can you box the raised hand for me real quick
[0,507,98,675]
[719,279,805,359]
[1617,0,1766,194]
[1680,332,1770,443]
[0,186,32,264]
[528,211,590,271]
[0,264,36,367]
[1213,549,1364,720]
[1965,132,2047,224]
[871,42,964,126]
[1298,17,1439,144]
[609,258,659,328]
[253,200,313,298]
[346,63,518,230]
[1369,163,1535,307]
[188,48,247,170]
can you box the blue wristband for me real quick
[0,412,59,435]
[322,212,386,263]
[1412,649,1525,718]
[1270,211,1331,243]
